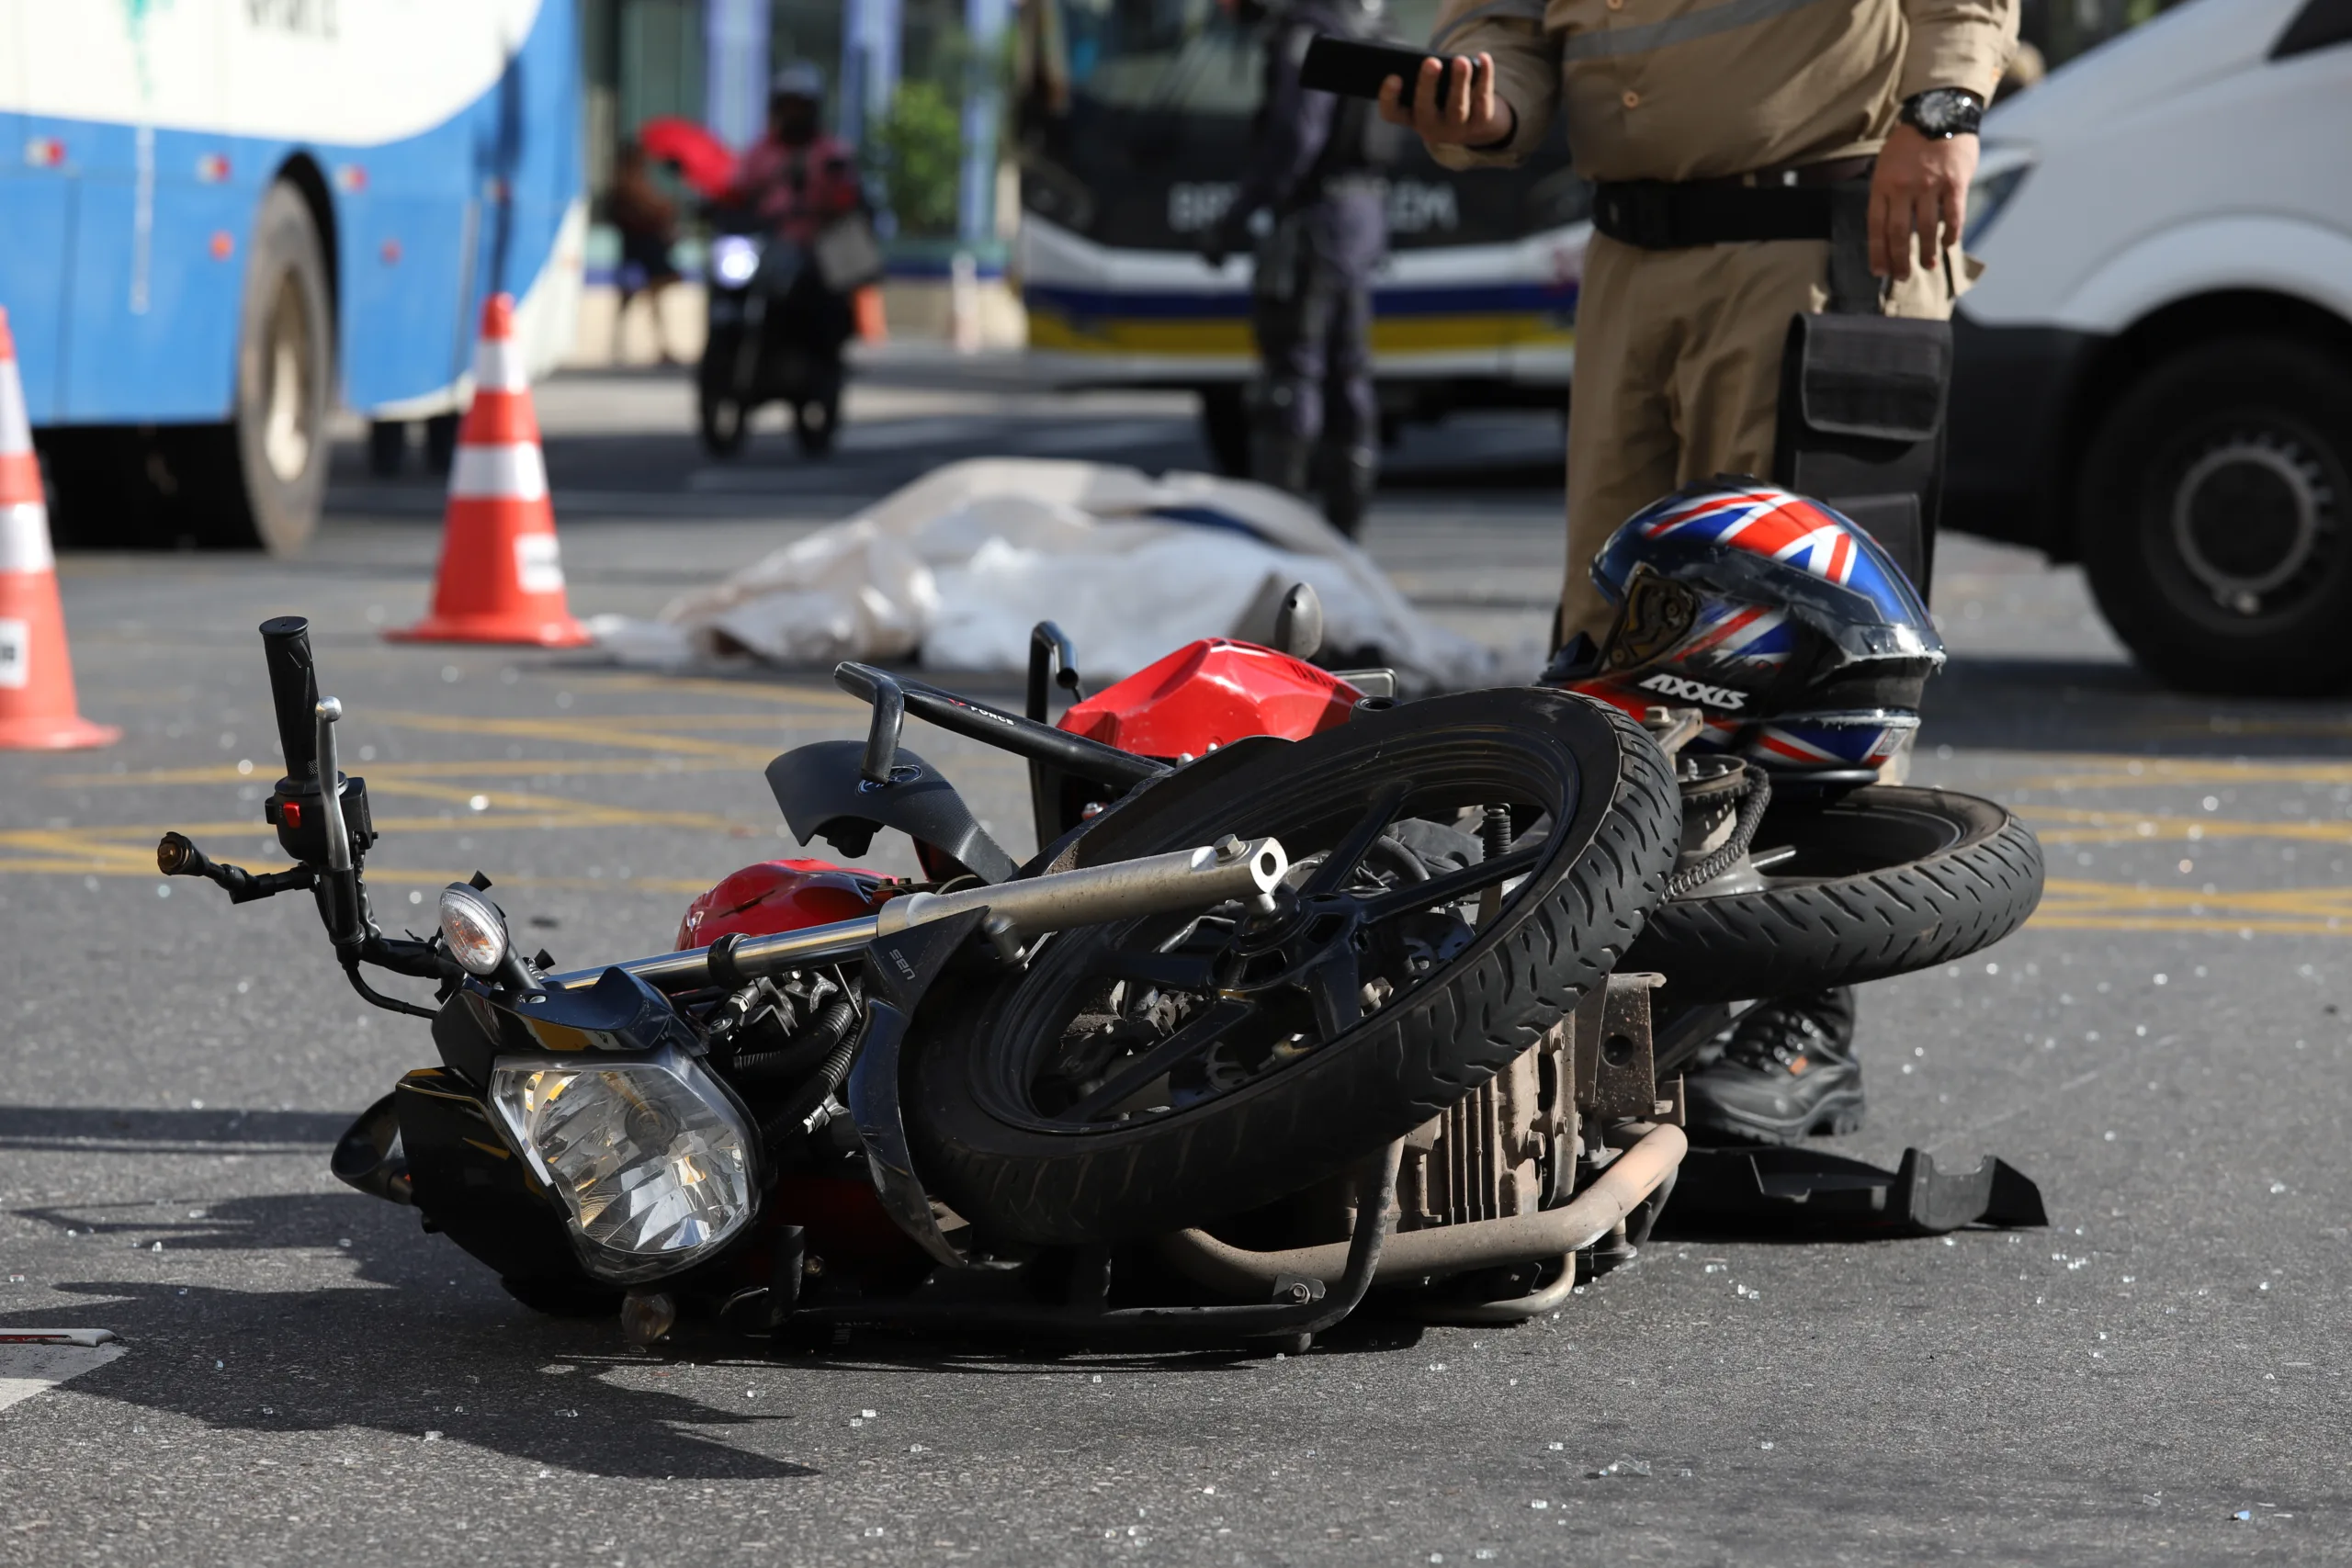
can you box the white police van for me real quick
[1946,0,2352,693]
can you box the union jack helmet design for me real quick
[1568,479,1943,773]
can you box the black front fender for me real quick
[765,739,1017,884]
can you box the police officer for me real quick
[1201,0,1395,537]
[1383,0,2015,1143]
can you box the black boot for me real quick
[1322,446,1377,537]
[1683,987,1863,1145]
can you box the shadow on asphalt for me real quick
[1925,654,2352,759]
[13,1187,817,1478]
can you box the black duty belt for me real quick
[1592,156,1877,251]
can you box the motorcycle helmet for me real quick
[1566,478,1943,772]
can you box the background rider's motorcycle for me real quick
[697,205,882,459]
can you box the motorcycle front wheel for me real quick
[905,690,1679,1247]
[698,384,750,457]
[1624,784,2044,1004]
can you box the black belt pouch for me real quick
[1773,310,1952,595]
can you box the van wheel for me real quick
[2079,338,2352,695]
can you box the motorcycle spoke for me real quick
[1299,948,1363,1038]
[1358,841,1542,922]
[1300,780,1413,899]
[1057,998,1256,1123]
[1090,947,1220,994]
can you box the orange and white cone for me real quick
[0,306,119,750]
[389,293,590,647]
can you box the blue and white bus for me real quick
[0,0,586,552]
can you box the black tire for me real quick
[366,419,407,476]
[794,394,838,456]
[907,691,1679,1246]
[424,412,458,475]
[214,179,334,553]
[1624,785,2043,1005]
[2080,337,2352,695]
[698,383,750,457]
[1199,385,1251,477]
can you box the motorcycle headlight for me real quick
[710,234,761,288]
[437,884,510,977]
[488,1048,759,1283]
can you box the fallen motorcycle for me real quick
[159,482,2047,1350]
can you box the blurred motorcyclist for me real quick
[732,62,864,247]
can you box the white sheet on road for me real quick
[590,459,1509,693]
[0,1333,126,1413]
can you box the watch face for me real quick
[1908,89,1981,138]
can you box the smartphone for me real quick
[1300,36,1477,108]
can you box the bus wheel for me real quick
[207,181,333,554]
[1198,386,1251,478]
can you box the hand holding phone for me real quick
[1381,51,1514,150]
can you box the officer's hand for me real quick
[1869,122,1978,283]
[1378,53,1514,151]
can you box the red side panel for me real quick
[674,858,891,950]
[1057,638,1362,758]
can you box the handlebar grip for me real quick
[157,831,211,877]
[259,615,320,780]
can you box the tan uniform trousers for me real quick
[1559,232,1956,644]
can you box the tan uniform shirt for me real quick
[1428,0,2016,183]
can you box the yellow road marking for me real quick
[2024,807,2352,847]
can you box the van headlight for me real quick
[710,234,762,288]
[489,1047,759,1283]
[1964,157,2032,248]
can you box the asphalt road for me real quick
[4,363,2347,1565]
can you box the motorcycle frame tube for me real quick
[1157,1122,1688,1294]
[786,1142,1403,1343]
[541,837,1288,993]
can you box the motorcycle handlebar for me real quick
[259,616,320,781]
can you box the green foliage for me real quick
[869,81,963,238]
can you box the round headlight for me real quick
[710,234,761,288]
[437,884,510,977]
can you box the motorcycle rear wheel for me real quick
[794,395,839,456]
[905,690,1679,1247]
[1624,785,2043,1005]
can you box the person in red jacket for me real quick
[732,62,864,247]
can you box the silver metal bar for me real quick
[545,835,1290,993]
[874,836,1288,941]
[1158,1122,1688,1292]
[313,698,352,874]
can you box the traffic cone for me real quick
[0,307,119,750]
[389,293,590,647]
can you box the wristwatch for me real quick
[1899,86,1984,140]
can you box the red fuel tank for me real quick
[1057,638,1362,758]
[674,858,893,950]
